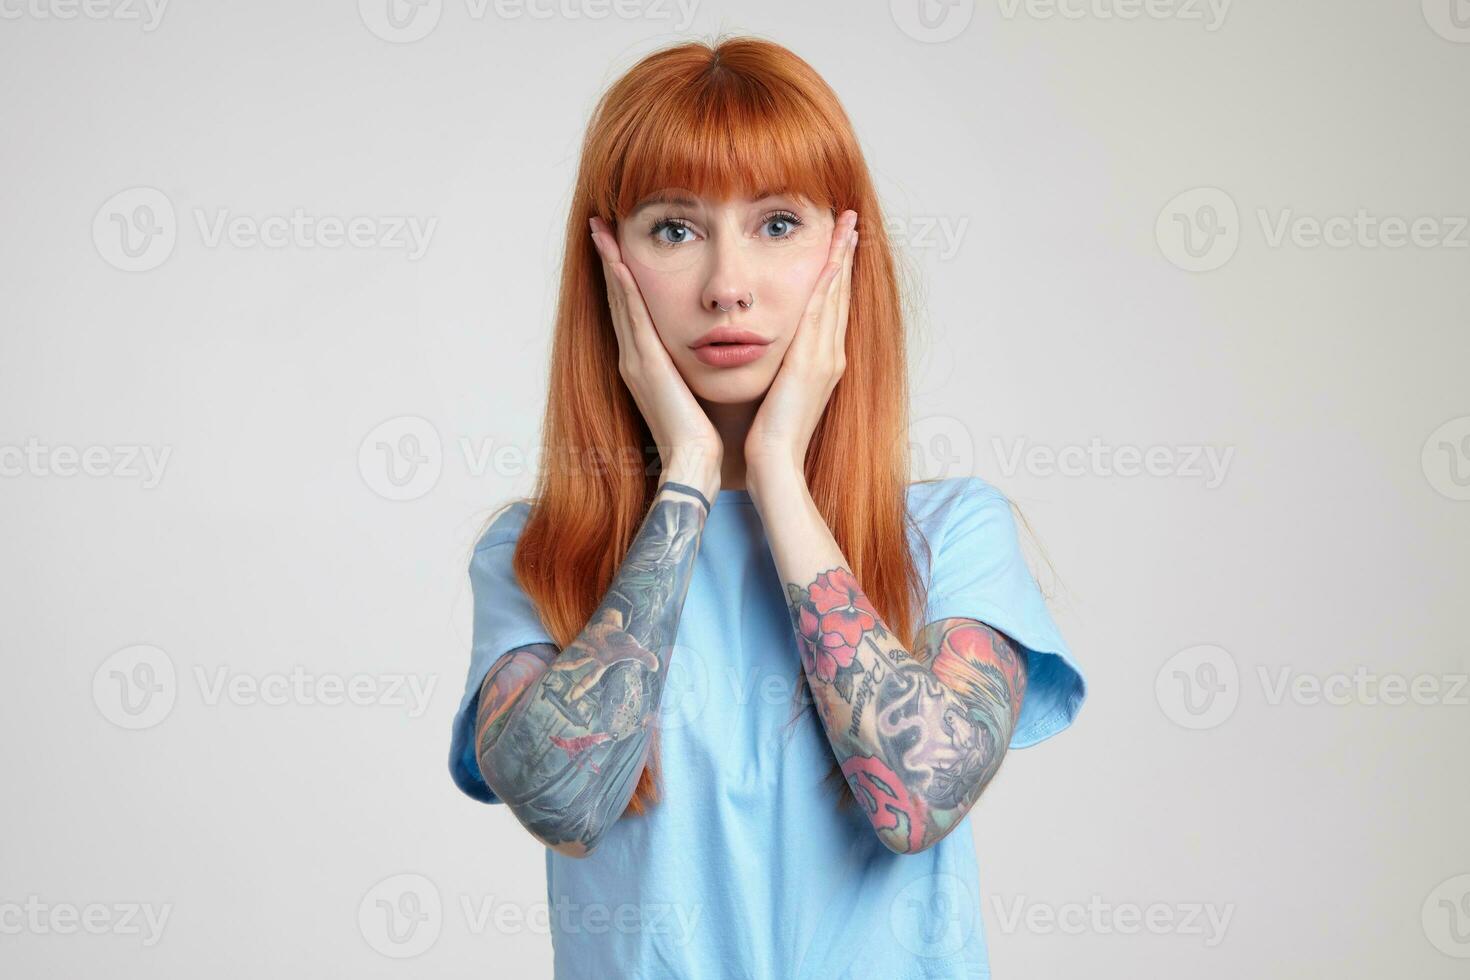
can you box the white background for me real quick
[1,1,1467,976]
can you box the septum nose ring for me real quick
[716,293,755,313]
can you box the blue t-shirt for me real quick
[449,475,1087,979]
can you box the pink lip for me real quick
[690,325,771,368]
[691,326,770,349]
[693,343,768,367]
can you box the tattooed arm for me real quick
[474,480,710,858]
[752,471,1028,855]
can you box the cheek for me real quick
[624,261,696,330]
[766,248,829,314]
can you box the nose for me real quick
[701,226,753,314]
[705,287,752,313]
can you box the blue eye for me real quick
[764,211,803,239]
[645,209,805,249]
[649,217,695,247]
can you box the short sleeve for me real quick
[448,503,558,804]
[919,477,1087,748]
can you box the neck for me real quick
[696,397,758,491]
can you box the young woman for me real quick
[448,36,1086,979]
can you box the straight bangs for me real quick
[595,70,848,224]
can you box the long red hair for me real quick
[496,35,938,815]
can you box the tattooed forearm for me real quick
[475,642,558,760]
[475,482,708,858]
[785,568,1028,854]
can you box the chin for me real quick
[683,364,776,405]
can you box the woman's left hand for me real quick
[744,209,859,485]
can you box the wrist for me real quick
[659,453,722,508]
[655,479,718,516]
[746,462,805,512]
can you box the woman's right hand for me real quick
[589,215,723,498]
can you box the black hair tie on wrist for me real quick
[659,480,711,515]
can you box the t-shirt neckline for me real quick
[714,488,753,506]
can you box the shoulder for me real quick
[905,476,1029,590]
[906,475,1010,538]
[472,499,536,554]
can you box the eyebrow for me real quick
[630,190,698,212]
[629,186,795,213]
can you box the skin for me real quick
[607,189,839,492]
[481,189,1028,857]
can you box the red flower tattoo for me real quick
[794,567,880,683]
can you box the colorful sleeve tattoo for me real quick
[474,482,708,857]
[786,567,1029,854]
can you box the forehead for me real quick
[629,186,813,212]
